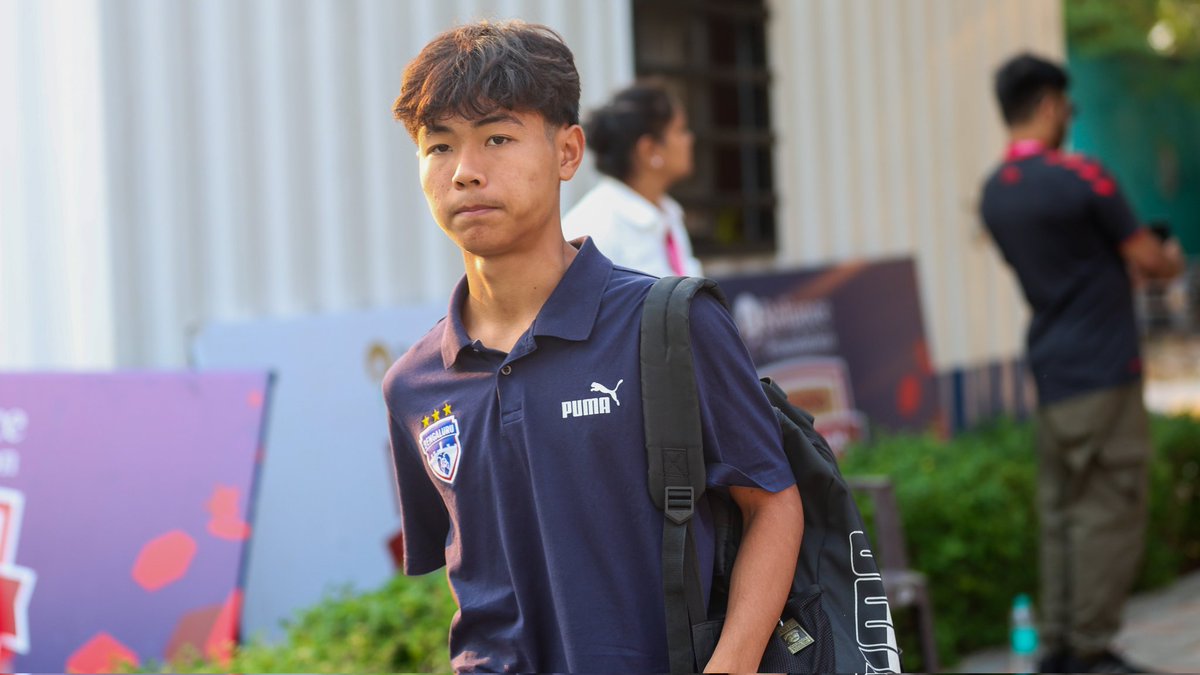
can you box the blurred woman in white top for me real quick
[563,82,703,277]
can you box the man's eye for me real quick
[426,144,450,155]
[486,136,511,147]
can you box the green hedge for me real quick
[133,571,456,673]
[840,413,1200,669]
[137,414,1200,673]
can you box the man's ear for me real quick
[557,123,586,181]
[1036,92,1063,123]
[634,133,658,168]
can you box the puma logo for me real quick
[561,379,625,419]
[590,379,623,406]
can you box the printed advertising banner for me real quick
[0,372,271,672]
[716,257,940,452]
[191,304,445,640]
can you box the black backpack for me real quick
[640,276,902,674]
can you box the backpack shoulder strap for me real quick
[640,275,728,674]
[641,275,722,513]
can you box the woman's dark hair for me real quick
[994,53,1069,126]
[393,20,580,140]
[585,82,678,181]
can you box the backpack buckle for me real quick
[664,486,694,525]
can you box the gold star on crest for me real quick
[432,409,441,422]
[421,416,430,428]
[443,403,452,416]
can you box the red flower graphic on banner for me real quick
[205,589,242,665]
[206,486,251,541]
[166,604,223,664]
[66,632,140,673]
[896,374,923,418]
[165,589,243,666]
[132,530,196,591]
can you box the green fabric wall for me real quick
[1067,49,1200,253]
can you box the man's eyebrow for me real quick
[473,113,524,128]
[422,114,520,136]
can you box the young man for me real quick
[980,54,1183,674]
[383,20,803,673]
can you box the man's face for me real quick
[417,109,578,258]
[659,108,694,183]
[1044,90,1074,149]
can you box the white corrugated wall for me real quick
[1,0,114,369]
[98,0,634,367]
[4,0,632,369]
[5,0,1062,372]
[765,0,1064,370]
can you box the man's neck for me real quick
[460,237,579,353]
[1007,126,1053,149]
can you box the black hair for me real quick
[585,81,678,181]
[393,20,580,140]
[994,53,1070,126]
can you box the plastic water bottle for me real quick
[1009,593,1038,673]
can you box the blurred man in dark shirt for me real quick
[980,53,1183,674]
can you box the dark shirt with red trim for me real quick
[980,143,1144,405]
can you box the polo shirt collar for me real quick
[530,237,612,341]
[440,278,474,369]
[1005,139,1047,161]
[440,237,613,369]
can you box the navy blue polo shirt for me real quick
[383,238,794,673]
[980,143,1144,405]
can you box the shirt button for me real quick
[500,365,513,375]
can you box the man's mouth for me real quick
[455,204,499,216]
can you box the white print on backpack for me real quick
[561,379,623,419]
[849,530,901,673]
[420,403,462,485]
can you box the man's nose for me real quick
[453,149,485,188]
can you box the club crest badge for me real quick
[420,403,461,484]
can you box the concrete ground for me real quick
[952,569,1200,673]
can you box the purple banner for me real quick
[716,257,941,452]
[0,372,270,672]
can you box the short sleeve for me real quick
[387,408,449,575]
[1085,162,1140,245]
[688,293,795,493]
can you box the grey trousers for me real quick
[1035,381,1150,657]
